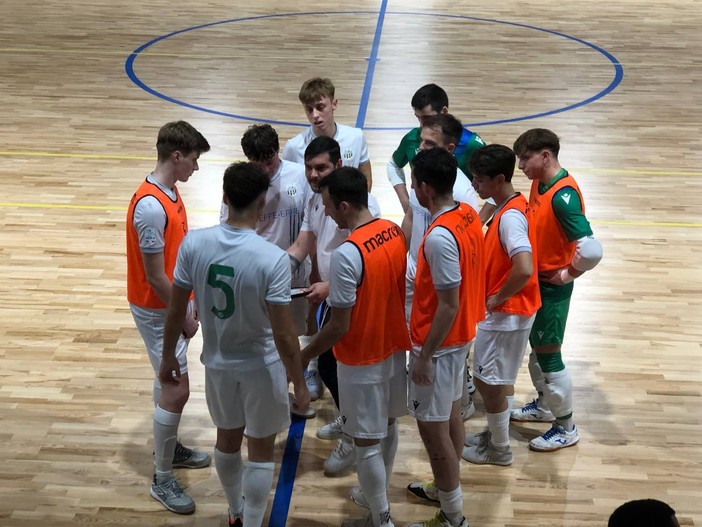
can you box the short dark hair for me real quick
[412,148,457,196]
[318,167,368,210]
[304,136,341,166]
[468,144,516,182]
[241,124,279,162]
[222,162,270,210]
[608,499,677,527]
[513,128,560,157]
[156,121,210,162]
[299,77,335,106]
[411,84,449,113]
[423,113,463,146]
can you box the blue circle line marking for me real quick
[356,0,388,129]
[124,10,623,131]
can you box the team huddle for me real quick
[126,79,603,527]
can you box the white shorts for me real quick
[405,275,414,325]
[473,327,531,385]
[130,304,189,377]
[205,360,290,438]
[338,352,408,439]
[408,347,466,422]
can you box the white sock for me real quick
[527,351,549,410]
[243,461,275,527]
[486,408,511,448]
[438,485,464,526]
[214,448,244,516]
[153,405,180,477]
[356,444,389,526]
[506,395,514,413]
[542,368,574,430]
[380,423,398,489]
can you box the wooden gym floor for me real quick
[0,0,700,525]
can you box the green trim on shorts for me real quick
[529,295,572,347]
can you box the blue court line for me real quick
[125,11,623,130]
[355,0,388,128]
[267,415,306,527]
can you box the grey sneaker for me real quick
[150,474,195,514]
[462,440,513,466]
[172,441,211,469]
[464,428,491,448]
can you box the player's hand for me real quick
[411,355,434,386]
[292,384,311,415]
[539,267,574,286]
[486,294,504,314]
[305,281,329,303]
[182,313,199,339]
[158,355,181,385]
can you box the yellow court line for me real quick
[1,202,700,227]
[0,151,233,164]
[1,151,701,177]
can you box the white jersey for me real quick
[281,123,370,168]
[219,160,311,250]
[173,224,291,370]
[301,192,381,281]
[407,167,480,281]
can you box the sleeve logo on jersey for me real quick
[286,185,297,197]
[561,192,571,205]
[343,149,354,161]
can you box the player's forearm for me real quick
[147,274,173,305]
[493,253,533,305]
[302,319,347,364]
[556,235,603,284]
[162,288,189,360]
[275,332,305,387]
[386,159,406,186]
[419,300,458,360]
[401,208,413,250]
[394,184,410,213]
[359,161,373,191]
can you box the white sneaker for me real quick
[460,397,475,421]
[305,369,324,401]
[317,414,343,440]
[407,510,469,527]
[529,425,580,452]
[349,485,369,509]
[462,440,513,466]
[464,428,490,448]
[323,436,355,476]
[510,398,554,422]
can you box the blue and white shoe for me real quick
[529,424,580,452]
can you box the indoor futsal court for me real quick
[1,0,701,525]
